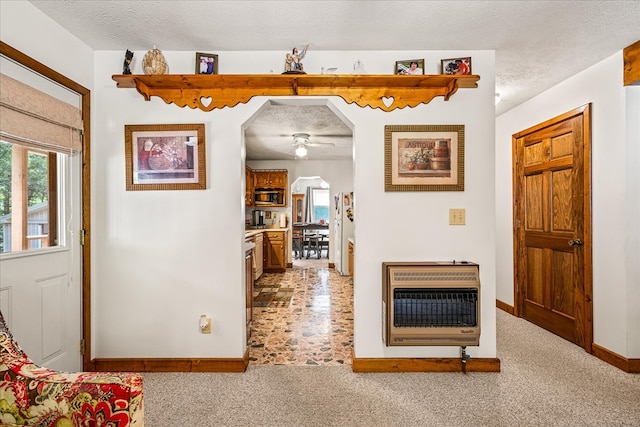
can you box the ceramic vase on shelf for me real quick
[142,46,168,75]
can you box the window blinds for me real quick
[0,73,83,153]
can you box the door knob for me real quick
[568,239,583,247]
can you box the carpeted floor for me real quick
[142,309,640,426]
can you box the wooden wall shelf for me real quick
[112,74,480,112]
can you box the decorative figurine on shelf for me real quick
[283,44,309,74]
[123,49,133,74]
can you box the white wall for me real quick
[0,2,93,88]
[496,52,640,358]
[92,48,496,360]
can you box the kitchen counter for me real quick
[245,228,288,238]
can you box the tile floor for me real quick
[249,258,354,365]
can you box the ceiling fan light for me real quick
[293,133,310,145]
[295,145,308,157]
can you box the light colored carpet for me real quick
[142,309,640,426]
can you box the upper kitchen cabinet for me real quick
[254,170,288,189]
[245,166,254,206]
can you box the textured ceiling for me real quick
[26,0,640,160]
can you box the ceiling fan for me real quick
[291,133,335,157]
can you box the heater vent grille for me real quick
[393,288,478,328]
[393,270,477,283]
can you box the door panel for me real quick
[514,105,592,350]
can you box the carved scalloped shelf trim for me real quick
[112,74,480,112]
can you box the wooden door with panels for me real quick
[513,104,592,351]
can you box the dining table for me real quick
[293,222,329,259]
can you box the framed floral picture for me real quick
[384,124,465,192]
[125,123,206,191]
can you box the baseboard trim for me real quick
[351,356,501,373]
[592,344,640,373]
[92,354,249,373]
[329,262,335,269]
[496,299,515,315]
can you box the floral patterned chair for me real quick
[0,311,143,426]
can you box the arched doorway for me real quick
[243,99,354,365]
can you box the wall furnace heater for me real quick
[382,262,480,346]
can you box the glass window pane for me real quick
[312,188,330,223]
[0,141,11,253]
[27,151,49,249]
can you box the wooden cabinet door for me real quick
[271,171,287,187]
[254,171,269,188]
[254,170,288,188]
[245,167,253,206]
[264,231,286,272]
[292,193,304,223]
[254,232,264,279]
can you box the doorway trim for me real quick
[511,104,593,353]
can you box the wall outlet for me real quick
[449,208,466,225]
[199,315,212,334]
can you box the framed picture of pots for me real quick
[384,124,464,192]
[124,123,206,191]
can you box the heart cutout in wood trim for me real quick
[381,96,395,108]
[200,96,213,108]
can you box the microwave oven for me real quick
[254,189,284,206]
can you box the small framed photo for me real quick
[395,59,425,75]
[441,57,472,75]
[195,52,218,74]
[125,123,206,191]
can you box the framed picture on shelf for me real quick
[125,123,206,191]
[441,57,472,75]
[384,124,465,192]
[195,52,218,74]
[395,59,425,75]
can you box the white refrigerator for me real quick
[334,192,354,275]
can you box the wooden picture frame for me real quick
[125,123,206,191]
[395,58,425,75]
[195,52,218,74]
[441,57,472,75]
[384,124,464,192]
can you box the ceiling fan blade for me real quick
[307,142,335,147]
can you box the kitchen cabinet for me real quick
[245,246,254,343]
[348,240,354,279]
[254,232,264,279]
[292,193,304,223]
[264,230,288,272]
[254,170,287,189]
[245,166,254,206]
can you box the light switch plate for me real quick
[449,208,466,225]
